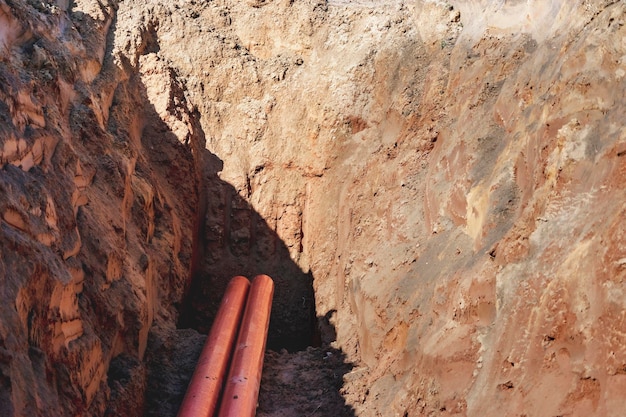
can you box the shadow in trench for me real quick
[135,55,353,416]
[178,148,317,353]
[143,142,358,415]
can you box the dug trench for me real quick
[141,148,356,417]
[110,0,626,410]
[97,37,353,416]
[2,1,626,416]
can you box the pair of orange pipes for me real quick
[177,274,274,417]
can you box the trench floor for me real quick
[144,329,355,417]
[257,347,354,417]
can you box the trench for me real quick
[143,148,355,416]
[5,0,623,415]
[145,261,354,416]
[177,153,321,353]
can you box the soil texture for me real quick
[258,347,355,417]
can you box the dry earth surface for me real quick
[1,0,626,416]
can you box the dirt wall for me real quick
[0,0,201,414]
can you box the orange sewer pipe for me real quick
[218,274,275,417]
[177,276,251,417]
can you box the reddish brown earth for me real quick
[1,0,626,416]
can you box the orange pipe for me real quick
[177,276,251,417]
[218,274,274,417]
